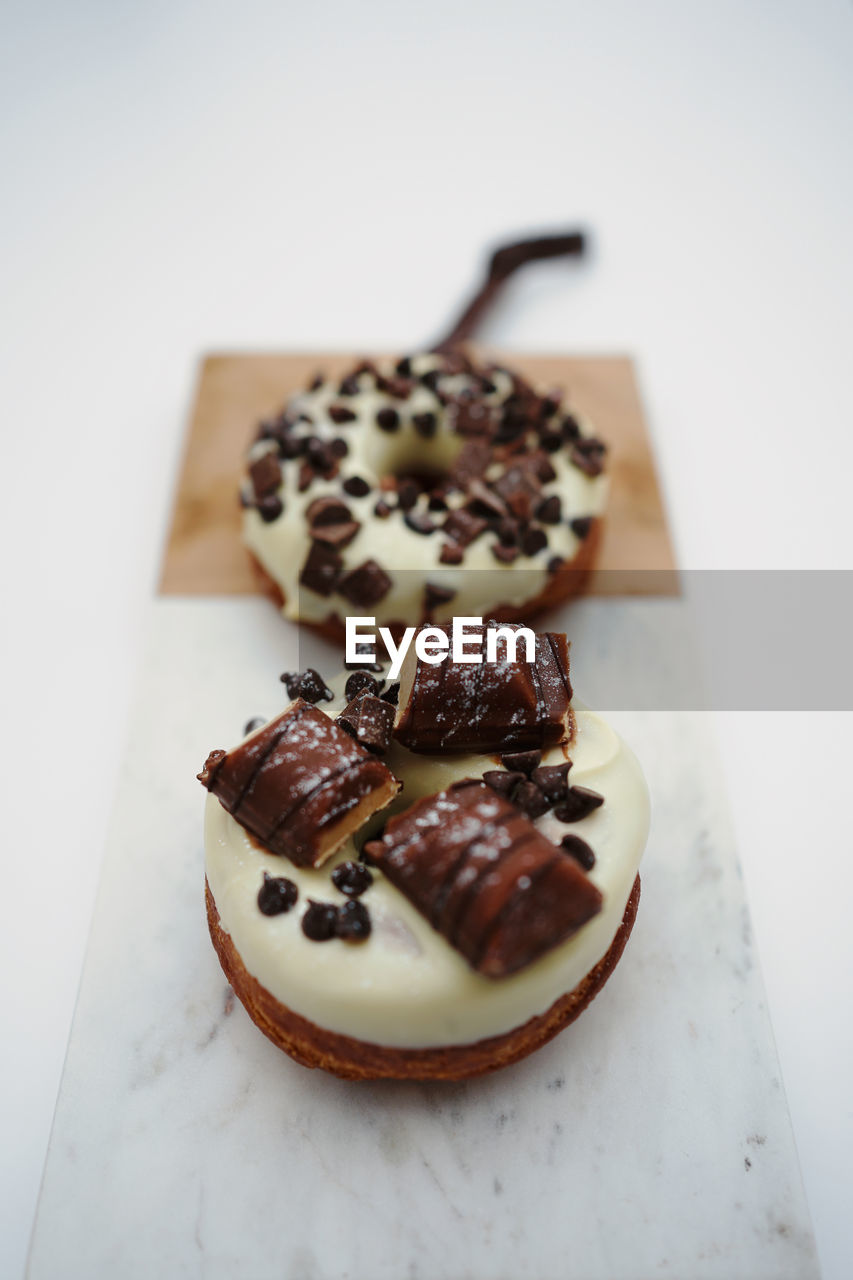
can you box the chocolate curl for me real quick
[434,230,587,350]
[198,699,400,867]
[394,623,573,754]
[363,780,601,978]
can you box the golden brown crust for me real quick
[249,517,602,645]
[205,869,640,1080]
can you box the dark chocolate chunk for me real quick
[329,437,349,458]
[539,428,563,454]
[395,356,413,376]
[257,494,284,523]
[335,899,372,941]
[520,527,548,557]
[482,769,526,799]
[424,582,456,611]
[553,786,605,823]
[338,373,362,396]
[381,682,400,706]
[331,860,374,897]
[439,541,465,565]
[337,692,394,754]
[404,510,436,536]
[305,437,339,474]
[496,517,519,546]
[442,508,488,546]
[307,495,355,527]
[547,555,564,575]
[500,750,542,775]
[277,434,305,460]
[467,478,508,519]
[338,559,393,606]
[397,480,419,511]
[376,407,400,433]
[376,375,414,400]
[364,781,601,977]
[531,762,572,803]
[492,543,519,564]
[249,451,282,499]
[302,900,339,941]
[344,670,383,701]
[280,668,334,704]
[343,475,371,497]
[570,437,607,477]
[560,833,596,870]
[494,466,541,520]
[535,455,557,484]
[536,495,562,525]
[329,404,357,425]
[561,414,581,441]
[374,499,392,518]
[412,412,437,438]
[299,542,343,596]
[511,779,550,819]
[257,871,298,916]
[243,716,266,736]
[428,491,449,512]
[570,516,593,539]
[297,462,315,492]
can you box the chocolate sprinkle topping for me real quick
[257,872,298,916]
[331,860,374,897]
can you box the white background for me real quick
[1,1,851,1275]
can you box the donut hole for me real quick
[360,420,463,494]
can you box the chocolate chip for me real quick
[560,833,596,870]
[309,372,325,391]
[561,414,581,441]
[535,455,557,484]
[277,434,304,460]
[404,510,436,536]
[511,779,550,819]
[374,499,392,518]
[482,769,525,799]
[539,428,563,454]
[249,451,282,499]
[553,786,605,823]
[531,762,572,803]
[376,407,400,432]
[442,508,488,546]
[329,404,357,425]
[331,860,374,897]
[299,542,343,596]
[494,467,540,520]
[412,412,437,438]
[330,437,349,458]
[520,527,548,557]
[258,872,298,916]
[302,900,338,941]
[547,555,564,575]
[307,495,353,527]
[397,480,419,511]
[335,899,372,941]
[343,475,371,497]
[424,582,456,611]
[500,750,541,775]
[376,375,414,400]
[297,462,315,492]
[280,668,334,704]
[395,356,413,376]
[421,368,441,391]
[257,494,284,523]
[305,437,338,473]
[570,516,593,539]
[571,438,607,477]
[439,541,465,565]
[492,543,519,564]
[536,495,562,524]
[381,682,400,706]
[428,491,448,512]
[496,517,519,546]
[338,559,393,606]
[338,373,361,396]
[345,670,383,700]
[243,716,266,736]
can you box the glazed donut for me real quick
[241,349,607,640]
[198,625,649,1080]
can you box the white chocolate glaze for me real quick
[243,354,608,627]
[204,688,649,1049]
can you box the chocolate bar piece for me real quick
[363,780,601,977]
[395,623,573,754]
[198,699,400,867]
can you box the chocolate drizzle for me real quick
[363,780,601,977]
[198,699,400,867]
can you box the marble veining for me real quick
[27,599,819,1279]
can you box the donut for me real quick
[241,349,607,641]
[198,624,649,1080]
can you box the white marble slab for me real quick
[27,599,818,1279]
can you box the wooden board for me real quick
[159,351,676,595]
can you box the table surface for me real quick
[1,2,851,1277]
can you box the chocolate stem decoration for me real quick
[434,230,587,350]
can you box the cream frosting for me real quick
[243,354,608,627]
[204,684,649,1049]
